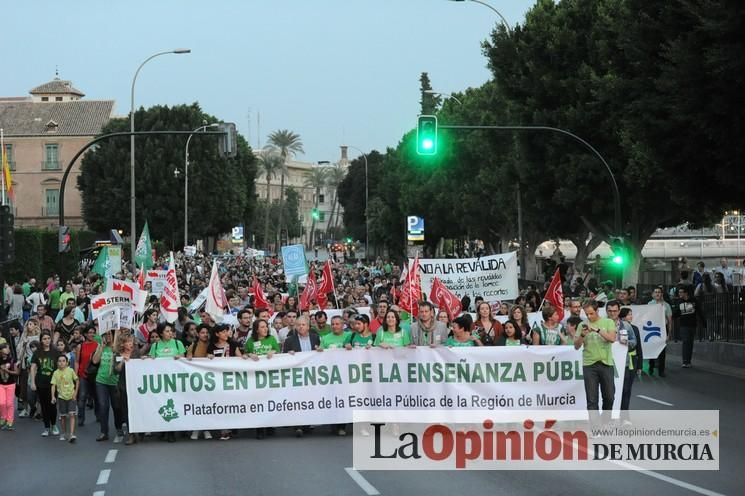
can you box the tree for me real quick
[324,162,347,231]
[337,150,385,242]
[266,129,304,248]
[256,149,287,251]
[419,72,441,115]
[304,166,328,248]
[78,103,256,248]
[252,186,302,249]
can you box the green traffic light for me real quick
[422,138,433,150]
[416,115,438,155]
[612,255,624,265]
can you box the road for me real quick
[3,364,741,496]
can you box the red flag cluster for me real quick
[316,260,334,309]
[429,276,462,320]
[299,270,318,311]
[398,257,422,317]
[252,276,271,313]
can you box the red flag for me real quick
[300,270,318,311]
[429,277,462,320]
[398,257,421,317]
[544,268,564,321]
[137,267,145,290]
[317,260,334,309]
[252,276,271,313]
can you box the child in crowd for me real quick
[51,355,79,443]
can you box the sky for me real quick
[4,0,535,163]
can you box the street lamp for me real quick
[346,145,369,260]
[130,48,190,266]
[184,123,219,247]
[448,0,513,31]
[424,89,463,105]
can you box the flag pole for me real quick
[329,261,340,309]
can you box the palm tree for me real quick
[256,149,286,251]
[325,162,347,232]
[266,129,304,247]
[303,166,328,248]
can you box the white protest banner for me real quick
[126,345,626,433]
[107,278,147,313]
[146,270,168,296]
[90,290,132,321]
[413,253,519,303]
[98,308,120,334]
[188,287,209,313]
[119,306,134,330]
[184,245,197,257]
[108,245,122,275]
[160,252,180,323]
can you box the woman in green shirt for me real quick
[374,311,412,349]
[91,330,124,442]
[446,316,483,347]
[496,320,523,346]
[245,319,280,358]
[147,323,186,359]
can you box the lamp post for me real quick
[346,145,369,260]
[184,123,218,247]
[130,48,190,266]
[423,89,463,105]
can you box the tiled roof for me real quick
[29,78,85,96]
[0,100,114,136]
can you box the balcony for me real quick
[42,160,60,170]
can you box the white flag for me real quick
[159,252,180,323]
[205,260,228,321]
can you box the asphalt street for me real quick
[2,364,741,496]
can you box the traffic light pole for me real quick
[439,124,622,236]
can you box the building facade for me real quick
[253,146,349,247]
[0,77,114,229]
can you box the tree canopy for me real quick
[78,103,256,248]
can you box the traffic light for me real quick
[59,225,71,253]
[218,122,237,158]
[609,236,627,267]
[345,237,353,244]
[0,205,15,264]
[311,208,321,221]
[416,115,438,155]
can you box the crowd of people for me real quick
[0,250,729,442]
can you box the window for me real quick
[45,189,59,216]
[41,96,49,102]
[3,144,14,171]
[43,144,59,169]
[319,194,325,204]
[55,96,63,101]
[319,211,325,222]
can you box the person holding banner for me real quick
[113,332,142,445]
[186,324,210,360]
[574,301,617,429]
[410,302,449,347]
[446,316,483,347]
[374,311,411,349]
[472,302,503,346]
[436,309,451,332]
[147,324,186,360]
[346,315,374,349]
[495,320,522,346]
[532,305,567,346]
[136,309,159,349]
[319,316,351,350]
[509,305,531,344]
[619,307,643,425]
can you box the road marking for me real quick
[636,394,674,406]
[104,449,118,463]
[345,467,380,495]
[96,469,111,485]
[612,460,726,496]
[93,492,105,496]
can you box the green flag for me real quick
[288,274,300,298]
[135,221,153,270]
[92,246,112,280]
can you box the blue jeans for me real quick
[620,368,636,421]
[96,383,123,436]
[583,362,615,427]
[77,378,96,424]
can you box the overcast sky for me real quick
[5,0,534,162]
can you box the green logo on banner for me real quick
[158,398,179,422]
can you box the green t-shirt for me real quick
[149,338,186,358]
[49,289,62,310]
[245,336,280,355]
[505,338,522,346]
[536,323,565,345]
[51,367,78,400]
[314,324,332,337]
[22,282,31,297]
[374,329,411,348]
[320,331,351,349]
[446,336,476,347]
[578,317,616,367]
[95,346,119,386]
[349,332,375,348]
[60,291,75,308]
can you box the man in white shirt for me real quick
[717,258,733,289]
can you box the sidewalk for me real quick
[665,341,745,379]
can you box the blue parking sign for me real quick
[281,244,308,277]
